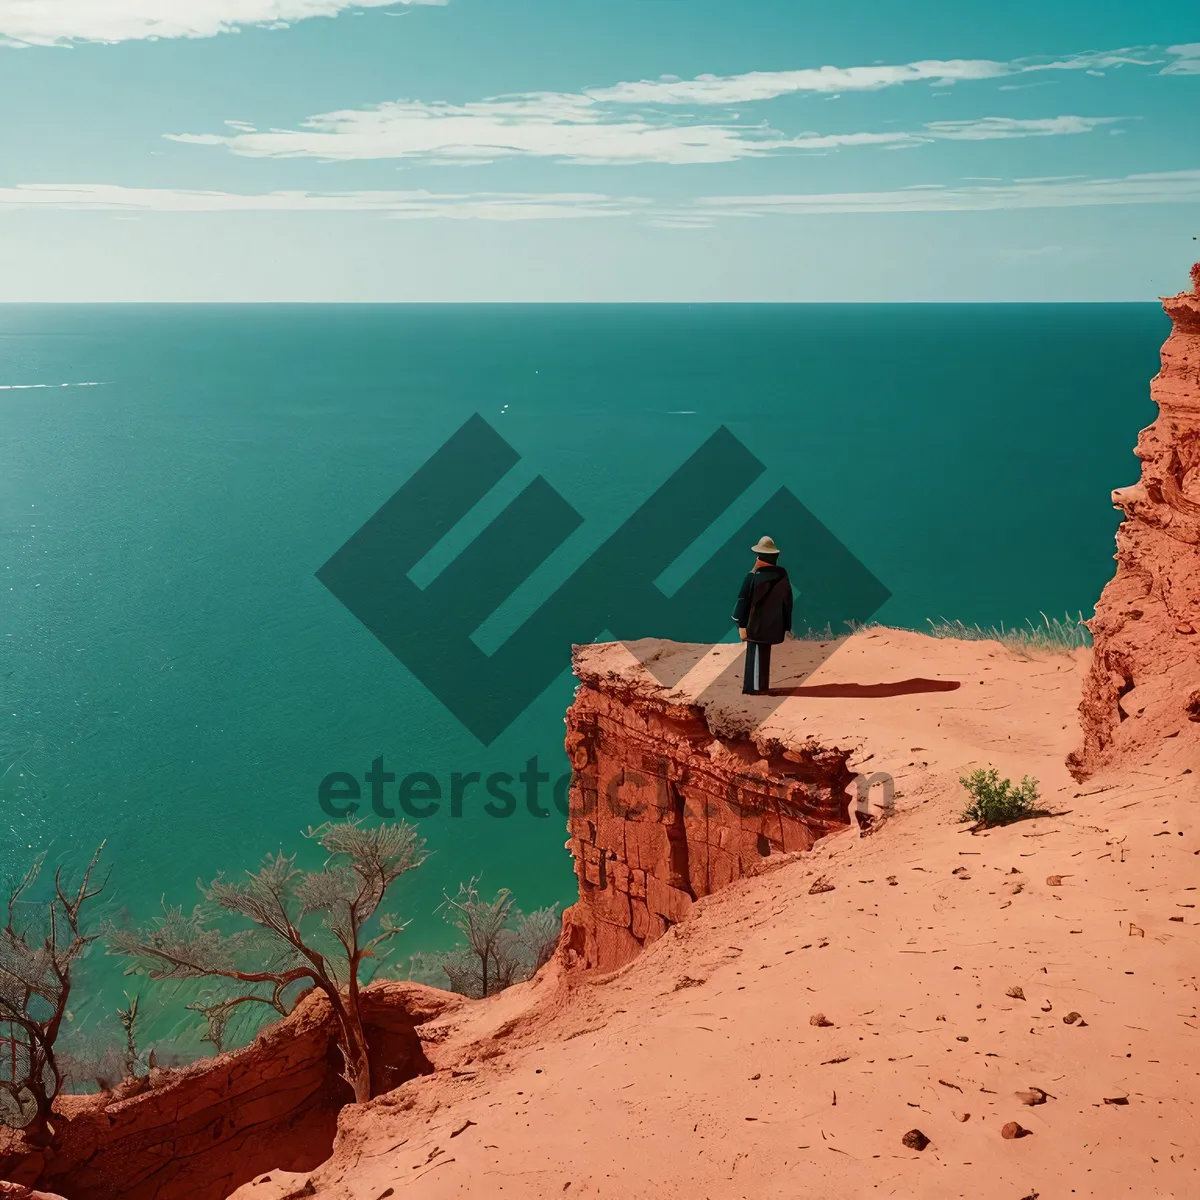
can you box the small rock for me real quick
[1103,1096,1130,1106]
[1046,874,1069,887]
[1006,986,1026,1001]
[1063,1011,1082,1025]
[808,875,835,895]
[1001,1121,1032,1139]
[1015,1087,1049,1106]
[956,1035,969,1042]
[953,1111,971,1122]
[1170,916,1185,922]
[1040,1001,1052,1012]
[901,1129,930,1151]
[886,875,898,886]
[809,1013,834,1027]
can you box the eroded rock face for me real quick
[561,650,854,972]
[0,982,457,1200]
[0,1184,67,1200]
[1070,266,1200,778]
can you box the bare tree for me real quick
[117,993,140,1080]
[429,882,561,999]
[109,819,425,1104]
[56,989,196,1095]
[0,845,107,1140]
[514,904,562,974]
[439,879,515,999]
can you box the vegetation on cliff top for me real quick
[0,844,107,1140]
[0,825,561,1132]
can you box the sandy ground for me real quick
[232,630,1199,1200]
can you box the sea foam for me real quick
[0,381,107,390]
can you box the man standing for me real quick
[732,536,793,695]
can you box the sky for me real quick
[0,0,1197,300]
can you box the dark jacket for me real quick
[732,565,793,644]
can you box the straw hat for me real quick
[751,536,779,555]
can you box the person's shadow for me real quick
[765,679,961,698]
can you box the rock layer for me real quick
[0,982,457,1200]
[1071,265,1200,778]
[561,643,855,972]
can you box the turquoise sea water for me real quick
[0,303,1167,1032]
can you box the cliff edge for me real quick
[1071,264,1200,778]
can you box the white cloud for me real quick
[921,115,1122,140]
[166,101,1124,166]
[7,171,1196,226]
[0,183,640,220]
[583,44,1197,105]
[160,40,1177,167]
[1162,43,1200,75]
[691,170,1200,217]
[166,95,801,165]
[588,59,1011,105]
[0,0,443,48]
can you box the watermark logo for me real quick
[316,753,897,829]
[317,414,889,743]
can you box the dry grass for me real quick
[791,612,1091,655]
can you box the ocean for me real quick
[0,302,1167,1036]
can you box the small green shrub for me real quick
[959,767,1044,827]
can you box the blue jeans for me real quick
[743,641,772,694]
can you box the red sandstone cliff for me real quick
[0,982,458,1200]
[224,628,1197,1200]
[1071,265,1200,778]
[559,640,856,972]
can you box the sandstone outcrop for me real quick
[238,628,1197,1199]
[560,640,859,972]
[0,982,458,1200]
[1071,264,1200,777]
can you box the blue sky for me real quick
[0,0,1197,300]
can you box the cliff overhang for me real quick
[559,639,891,972]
